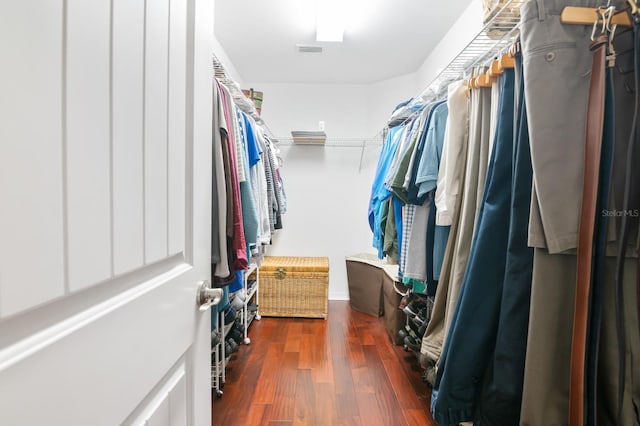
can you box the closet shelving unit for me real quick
[211,310,234,398]
[210,264,261,397]
[211,55,268,396]
[239,263,260,345]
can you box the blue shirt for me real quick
[369,125,405,258]
[242,113,262,167]
[405,101,446,205]
[416,102,449,197]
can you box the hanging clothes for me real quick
[403,102,448,285]
[211,79,287,287]
[420,70,493,369]
[218,83,248,272]
[430,67,518,426]
[369,124,406,259]
[212,82,230,279]
[519,1,640,425]
[369,3,640,425]
[435,80,469,226]
[476,54,534,426]
[420,79,470,366]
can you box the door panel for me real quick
[144,0,171,264]
[168,0,188,257]
[125,365,187,426]
[0,2,65,317]
[147,398,171,426]
[0,265,195,425]
[113,0,145,276]
[66,0,112,291]
[169,374,188,426]
[0,0,214,424]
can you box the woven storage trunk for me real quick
[259,256,329,319]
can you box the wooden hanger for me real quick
[477,73,493,88]
[498,53,515,71]
[560,6,632,26]
[508,41,521,58]
[488,59,503,79]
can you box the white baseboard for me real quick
[329,293,350,301]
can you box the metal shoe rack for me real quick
[240,264,261,344]
[211,53,267,397]
[211,263,261,397]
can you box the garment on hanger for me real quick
[420,69,494,370]
[475,53,534,426]
[211,79,286,287]
[218,83,248,272]
[434,80,469,227]
[404,102,449,285]
[420,79,471,368]
[431,67,516,426]
[520,1,640,425]
[369,124,406,259]
[213,82,229,279]
[371,2,640,425]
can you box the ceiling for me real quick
[214,0,471,85]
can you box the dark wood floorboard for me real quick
[212,301,437,426]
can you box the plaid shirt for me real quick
[400,204,416,276]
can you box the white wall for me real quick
[365,72,418,137]
[213,37,244,87]
[247,76,419,139]
[269,144,382,300]
[241,82,377,299]
[243,78,418,300]
[416,0,483,91]
[243,82,369,139]
[212,0,244,86]
[214,0,485,300]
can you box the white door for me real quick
[0,0,215,425]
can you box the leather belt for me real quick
[569,34,609,426]
[586,50,616,426]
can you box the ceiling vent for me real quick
[296,44,323,54]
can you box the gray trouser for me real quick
[521,0,640,424]
[521,250,640,426]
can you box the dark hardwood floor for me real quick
[212,301,437,426]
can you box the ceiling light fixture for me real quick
[316,0,345,42]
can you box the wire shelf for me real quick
[419,0,528,97]
[213,54,265,126]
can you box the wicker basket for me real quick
[258,256,329,319]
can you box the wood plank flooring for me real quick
[212,301,437,426]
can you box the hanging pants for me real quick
[520,1,640,424]
[431,68,516,426]
[420,75,492,367]
[475,55,535,426]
